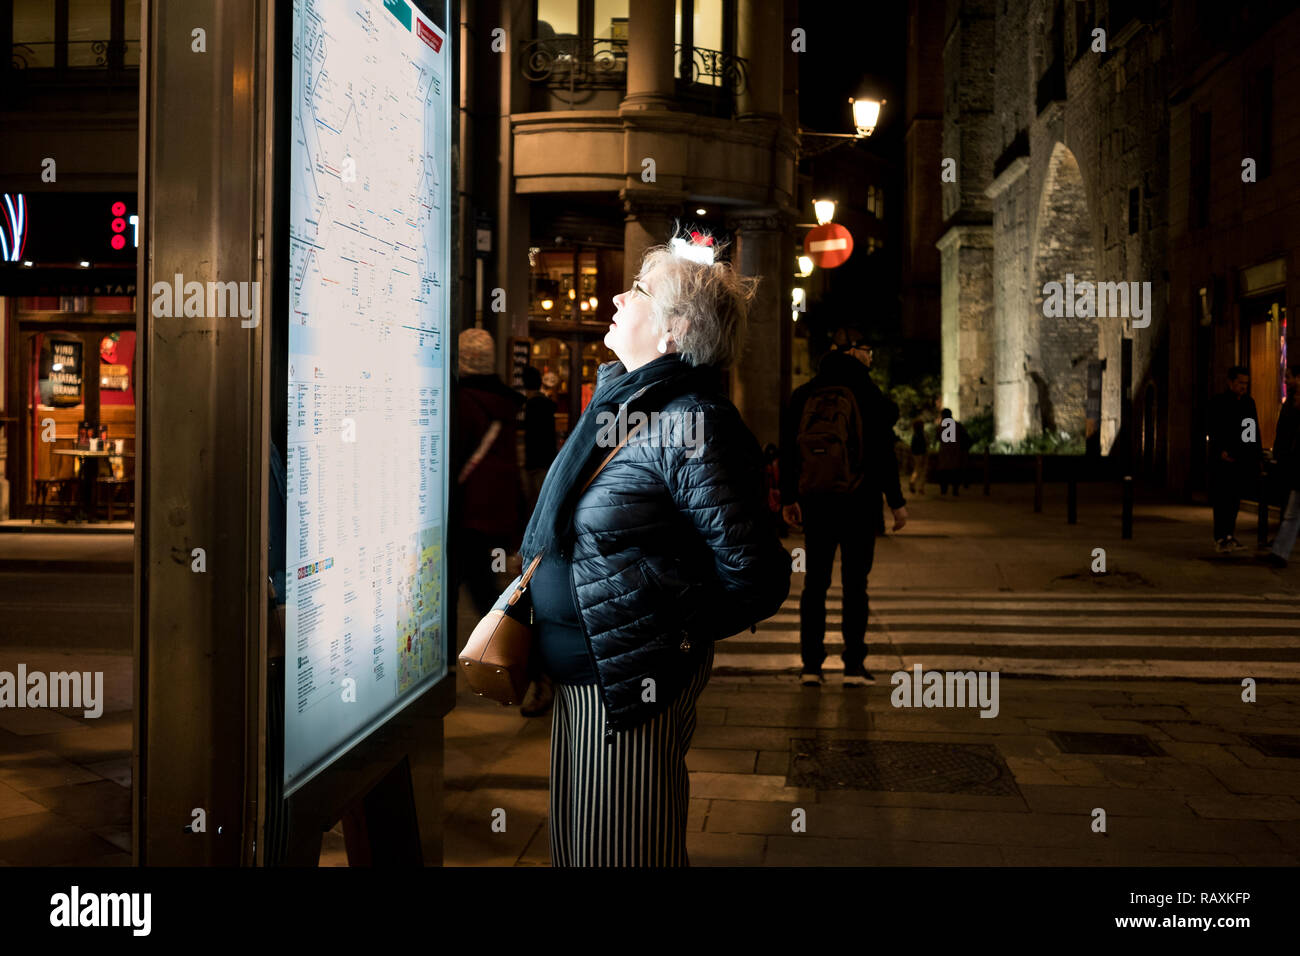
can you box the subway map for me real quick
[284,0,449,793]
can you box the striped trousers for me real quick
[549,644,715,867]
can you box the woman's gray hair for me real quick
[637,233,760,368]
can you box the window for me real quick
[12,0,56,68]
[68,0,110,67]
[1243,66,1273,181]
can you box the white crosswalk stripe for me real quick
[713,589,1300,680]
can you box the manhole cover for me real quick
[1241,734,1300,759]
[1048,730,1165,756]
[787,738,1019,796]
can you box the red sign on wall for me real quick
[805,223,854,268]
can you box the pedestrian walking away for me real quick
[908,417,929,494]
[1208,366,1261,552]
[452,327,525,620]
[936,407,970,496]
[501,232,790,866]
[780,327,908,689]
[1259,364,1300,569]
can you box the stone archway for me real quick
[1029,142,1098,440]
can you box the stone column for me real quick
[936,224,995,422]
[620,190,682,285]
[623,0,675,112]
[728,208,791,448]
[736,0,782,120]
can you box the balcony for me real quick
[519,35,748,116]
[6,40,139,111]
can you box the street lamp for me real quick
[796,255,814,277]
[798,95,887,157]
[813,199,836,225]
[850,97,883,137]
[540,298,554,311]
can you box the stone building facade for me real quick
[938,0,1172,453]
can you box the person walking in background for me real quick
[511,234,789,865]
[453,328,525,619]
[1208,366,1261,552]
[780,328,908,688]
[1260,364,1300,568]
[936,408,970,496]
[520,365,557,515]
[908,418,928,494]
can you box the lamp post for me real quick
[799,95,886,158]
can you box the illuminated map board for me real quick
[284,0,449,793]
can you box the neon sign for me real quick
[1,193,27,262]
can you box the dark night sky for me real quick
[796,1,909,162]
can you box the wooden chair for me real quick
[97,448,135,522]
[33,442,80,522]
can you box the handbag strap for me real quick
[505,417,649,607]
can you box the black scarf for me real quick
[520,353,721,561]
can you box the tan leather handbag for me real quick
[459,419,645,704]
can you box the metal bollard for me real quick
[1067,477,1077,525]
[1033,454,1044,513]
[1122,475,1133,540]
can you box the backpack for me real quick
[796,385,865,495]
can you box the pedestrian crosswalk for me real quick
[713,588,1300,680]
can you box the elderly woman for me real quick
[512,236,791,866]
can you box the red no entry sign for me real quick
[805,223,854,268]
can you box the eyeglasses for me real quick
[631,280,655,302]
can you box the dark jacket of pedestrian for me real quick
[778,349,906,510]
[1208,389,1261,465]
[455,368,526,546]
[1274,398,1300,491]
[512,354,790,736]
[936,416,971,472]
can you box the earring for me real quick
[657,334,669,353]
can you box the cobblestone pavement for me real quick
[424,483,1300,866]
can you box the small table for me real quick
[53,449,136,521]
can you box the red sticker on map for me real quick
[416,19,442,52]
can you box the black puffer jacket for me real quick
[502,360,791,739]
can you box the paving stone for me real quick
[1186,795,1300,821]
[687,832,766,866]
[1092,706,1190,721]
[814,789,1026,812]
[0,782,45,821]
[1152,722,1243,743]
[689,771,814,803]
[686,748,756,774]
[1223,744,1300,771]
[0,750,101,791]
[755,750,789,776]
[0,709,86,736]
[1018,785,1194,817]
[767,835,1002,866]
[1024,718,1174,739]
[1159,741,1247,767]
[0,811,123,865]
[1205,765,1300,797]
[999,844,1240,866]
[23,779,131,829]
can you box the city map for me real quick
[283,0,448,792]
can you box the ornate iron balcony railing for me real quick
[519,35,748,97]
